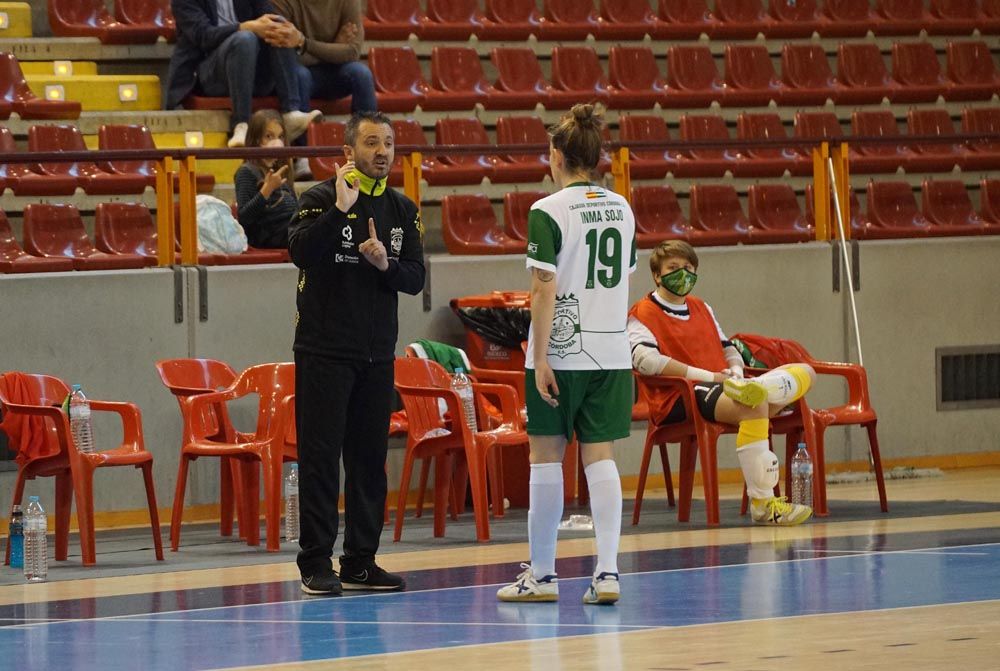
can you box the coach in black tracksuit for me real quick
[289,111,424,596]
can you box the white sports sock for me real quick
[585,459,622,576]
[736,440,780,500]
[528,462,564,578]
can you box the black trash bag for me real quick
[451,305,531,349]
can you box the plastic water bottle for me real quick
[451,367,478,432]
[8,505,24,570]
[23,496,47,582]
[791,443,813,508]
[69,384,95,454]
[284,464,299,543]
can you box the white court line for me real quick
[794,548,990,556]
[8,541,1000,630]
[0,617,652,629]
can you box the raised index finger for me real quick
[368,217,377,240]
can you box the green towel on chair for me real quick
[413,339,468,374]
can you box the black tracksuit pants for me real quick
[294,352,393,575]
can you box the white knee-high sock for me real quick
[736,439,780,500]
[585,459,622,576]
[528,462,563,578]
[757,366,812,405]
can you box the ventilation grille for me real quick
[937,346,1000,410]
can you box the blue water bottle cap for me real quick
[28,496,39,502]
[290,463,298,471]
[455,367,464,374]
[72,384,81,392]
[797,442,807,449]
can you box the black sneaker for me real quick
[339,560,406,591]
[300,568,342,596]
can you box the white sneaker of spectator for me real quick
[227,122,248,148]
[283,110,323,142]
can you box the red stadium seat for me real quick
[306,121,345,182]
[391,119,485,186]
[422,0,486,39]
[182,94,349,115]
[983,0,1000,33]
[364,0,424,39]
[0,125,78,196]
[0,53,81,119]
[688,184,750,246]
[539,0,599,40]
[769,0,823,37]
[28,124,148,196]
[98,124,214,193]
[367,47,426,113]
[94,201,160,264]
[906,108,966,171]
[608,46,667,109]
[723,44,784,107]
[427,46,489,110]
[441,194,523,255]
[874,0,929,34]
[891,42,949,103]
[850,110,916,173]
[836,43,899,104]
[805,183,869,239]
[945,41,1000,101]
[48,0,161,44]
[713,0,771,38]
[794,112,845,162]
[677,113,737,177]
[921,179,987,236]
[618,114,678,179]
[928,0,979,34]
[495,116,550,183]
[502,191,547,240]
[630,185,692,247]
[481,0,542,39]
[865,180,932,238]
[747,183,814,244]
[664,45,726,107]
[23,203,147,270]
[597,0,660,39]
[821,0,876,36]
[781,43,840,105]
[656,0,718,38]
[437,117,540,183]
[735,112,805,176]
[0,209,74,273]
[979,178,1000,229]
[961,107,1000,166]
[487,48,551,111]
[114,0,175,41]
[550,47,611,108]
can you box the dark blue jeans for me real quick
[196,31,303,129]
[295,61,377,114]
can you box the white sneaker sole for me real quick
[583,590,619,605]
[723,377,768,408]
[497,592,559,603]
[341,582,404,591]
[300,582,341,596]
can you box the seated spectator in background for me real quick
[268,0,377,176]
[167,0,322,148]
[234,110,297,248]
[628,240,817,526]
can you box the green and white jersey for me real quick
[525,182,637,371]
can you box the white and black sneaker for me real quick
[300,567,342,596]
[497,563,559,602]
[339,559,406,591]
[583,572,620,605]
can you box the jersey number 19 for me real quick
[584,227,622,289]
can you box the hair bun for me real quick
[571,104,595,127]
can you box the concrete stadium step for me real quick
[3,110,230,135]
[0,2,31,39]
[24,73,161,112]
[80,131,239,186]
[0,37,172,62]
[19,61,99,76]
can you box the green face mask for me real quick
[660,268,697,296]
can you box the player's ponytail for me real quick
[549,103,605,173]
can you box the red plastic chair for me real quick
[875,0,930,34]
[608,46,667,109]
[481,0,542,39]
[891,42,949,103]
[438,117,540,184]
[29,125,148,196]
[306,120,346,182]
[495,116,550,183]
[921,179,988,236]
[794,111,844,155]
[723,44,784,107]
[0,53,81,119]
[93,202,159,265]
[422,0,487,39]
[688,184,751,246]
[549,46,611,108]
[630,185,692,247]
[442,194,524,255]
[836,43,899,104]
[805,183,869,239]
[539,0,599,40]
[0,372,164,566]
[736,112,806,176]
[363,0,424,39]
[656,0,718,38]
[0,125,78,197]
[487,47,553,111]
[769,0,823,37]
[98,124,214,193]
[946,41,1000,101]
[174,363,295,552]
[154,358,250,541]
[428,46,489,111]
[850,110,917,173]
[598,0,660,39]
[822,0,876,36]
[781,43,840,106]
[367,47,426,113]
[665,45,726,108]
[929,0,980,33]
[23,203,147,270]
[962,107,1000,165]
[865,180,932,238]
[502,190,547,241]
[618,114,679,179]
[747,183,814,244]
[391,118,485,186]
[394,357,527,542]
[907,108,966,171]
[0,209,74,273]
[983,0,1000,32]
[114,0,174,41]
[48,0,161,43]
[979,178,1000,231]
[677,113,738,178]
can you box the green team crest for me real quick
[549,294,582,358]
